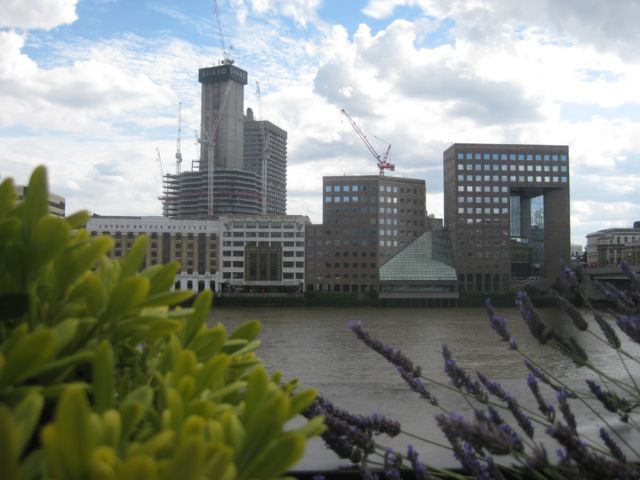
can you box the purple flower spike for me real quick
[600,427,627,463]
[516,291,554,344]
[560,260,580,293]
[593,313,621,349]
[557,390,577,433]
[617,315,640,344]
[527,373,555,422]
[442,345,488,403]
[485,299,518,349]
[550,288,588,331]
[586,380,620,413]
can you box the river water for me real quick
[209,306,640,471]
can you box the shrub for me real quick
[0,166,324,479]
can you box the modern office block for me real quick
[443,143,570,292]
[15,185,65,217]
[305,175,427,293]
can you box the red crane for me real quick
[341,108,394,176]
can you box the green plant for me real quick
[0,166,324,479]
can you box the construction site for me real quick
[160,0,287,219]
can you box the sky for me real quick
[2,0,640,246]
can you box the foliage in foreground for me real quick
[0,166,324,479]
[309,264,640,479]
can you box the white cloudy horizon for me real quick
[1,0,640,246]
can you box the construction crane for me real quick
[175,102,183,174]
[256,81,269,214]
[341,109,394,176]
[212,0,233,65]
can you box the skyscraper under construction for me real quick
[162,62,287,218]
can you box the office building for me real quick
[87,215,219,293]
[443,143,570,292]
[305,175,427,293]
[86,214,308,295]
[244,108,288,214]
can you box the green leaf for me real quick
[142,261,181,296]
[238,432,305,480]
[27,215,70,281]
[52,318,80,355]
[54,236,113,294]
[0,405,18,480]
[12,393,44,457]
[22,166,49,242]
[0,177,17,218]
[188,324,227,361]
[93,341,115,413]
[137,290,193,309]
[182,290,212,347]
[120,235,149,278]
[120,386,153,440]
[102,276,150,320]
[47,386,95,479]
[0,329,58,388]
[228,320,261,342]
[64,210,89,230]
[164,438,204,480]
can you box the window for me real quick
[325,196,332,203]
[325,185,331,192]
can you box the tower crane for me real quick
[212,0,234,65]
[175,102,183,174]
[341,109,394,176]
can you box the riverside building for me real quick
[86,214,307,295]
[443,143,570,293]
[15,185,65,217]
[305,175,428,293]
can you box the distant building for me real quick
[585,225,640,267]
[305,175,428,293]
[162,64,287,218]
[443,143,570,292]
[15,185,65,217]
[244,108,287,214]
[86,214,308,294]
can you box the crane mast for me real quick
[175,102,183,174]
[212,0,233,65]
[256,81,269,214]
[341,109,394,176]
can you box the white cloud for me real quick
[0,0,78,30]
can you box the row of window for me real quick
[458,217,510,224]
[223,231,303,238]
[456,152,568,162]
[458,164,568,173]
[326,195,410,204]
[222,272,304,280]
[458,197,509,204]
[222,261,304,269]
[457,174,568,184]
[459,207,510,215]
[325,184,420,194]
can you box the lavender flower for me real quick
[557,390,577,433]
[442,345,488,403]
[406,445,431,480]
[505,393,535,439]
[593,312,621,349]
[436,412,524,456]
[560,260,580,293]
[524,359,576,397]
[527,373,555,422]
[516,291,554,344]
[485,298,517,349]
[617,315,640,344]
[477,456,506,480]
[550,288,588,331]
[397,366,438,406]
[476,371,509,402]
[310,396,401,437]
[600,427,627,463]
[349,321,421,377]
[554,336,589,367]
[548,423,640,480]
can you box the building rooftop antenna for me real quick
[341,108,394,176]
[175,102,183,174]
[212,0,234,65]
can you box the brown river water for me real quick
[209,307,640,471]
